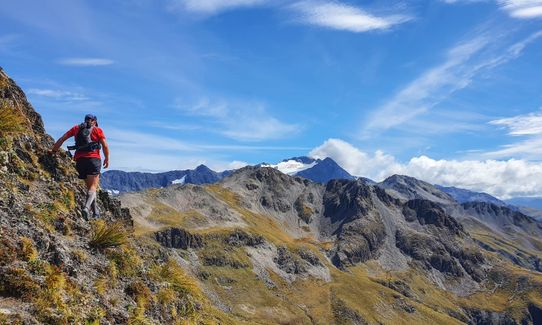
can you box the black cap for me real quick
[85,114,97,121]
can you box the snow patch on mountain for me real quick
[172,175,187,185]
[262,160,317,175]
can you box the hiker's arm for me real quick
[100,138,109,168]
[50,132,71,154]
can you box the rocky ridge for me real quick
[2,67,542,324]
[0,68,232,324]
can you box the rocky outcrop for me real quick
[378,174,455,204]
[323,180,388,267]
[462,201,542,233]
[403,199,464,235]
[154,228,204,249]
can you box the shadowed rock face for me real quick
[404,199,464,235]
[462,201,542,231]
[323,180,388,268]
[155,228,204,249]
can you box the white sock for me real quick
[85,190,96,210]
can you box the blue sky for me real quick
[1,0,542,198]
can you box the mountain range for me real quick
[102,155,355,194]
[2,68,542,324]
[102,156,542,220]
[101,164,232,194]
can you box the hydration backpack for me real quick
[74,122,101,152]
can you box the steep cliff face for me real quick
[0,68,228,324]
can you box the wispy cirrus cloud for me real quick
[57,58,114,66]
[444,0,542,19]
[362,29,542,137]
[176,98,301,141]
[500,0,542,18]
[289,1,412,32]
[490,109,542,136]
[484,109,542,159]
[27,88,89,101]
[168,0,268,15]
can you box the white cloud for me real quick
[444,0,542,18]
[57,58,114,66]
[490,109,542,136]
[362,30,542,136]
[309,138,542,199]
[290,1,411,33]
[208,160,249,171]
[483,109,542,159]
[27,88,89,101]
[177,98,301,141]
[499,0,542,18]
[169,0,267,14]
[310,139,402,180]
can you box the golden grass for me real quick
[106,244,143,278]
[472,231,541,258]
[89,220,128,249]
[0,101,25,136]
[19,237,38,262]
[206,185,296,245]
[148,202,207,229]
[332,266,466,325]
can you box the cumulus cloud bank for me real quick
[310,138,542,199]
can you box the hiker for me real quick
[50,114,109,219]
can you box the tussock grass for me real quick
[89,220,128,249]
[106,244,142,277]
[19,236,38,262]
[150,260,202,299]
[146,259,205,322]
[0,101,25,136]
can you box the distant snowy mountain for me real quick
[103,156,356,193]
[435,185,507,206]
[263,156,355,183]
[101,165,232,193]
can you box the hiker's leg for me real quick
[88,175,101,217]
[84,175,99,210]
[85,174,99,191]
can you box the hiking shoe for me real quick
[82,207,90,221]
[92,206,100,219]
[91,201,100,219]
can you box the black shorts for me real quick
[75,158,101,179]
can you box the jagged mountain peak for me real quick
[295,156,355,184]
[379,174,455,204]
[194,164,212,172]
